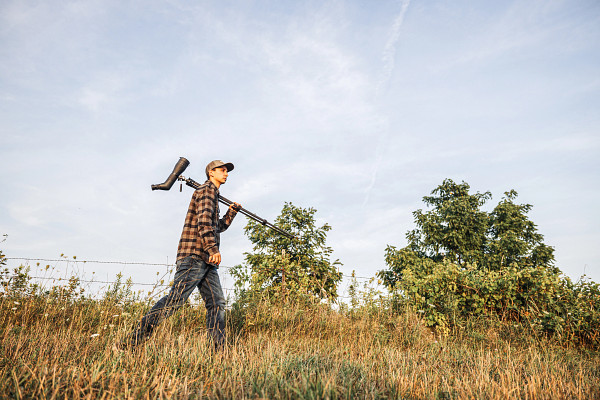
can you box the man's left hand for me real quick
[230,202,241,212]
[209,252,221,265]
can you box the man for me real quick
[119,160,240,350]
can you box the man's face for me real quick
[210,166,228,185]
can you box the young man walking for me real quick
[119,160,240,350]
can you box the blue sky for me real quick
[1,0,599,294]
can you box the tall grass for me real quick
[1,271,599,399]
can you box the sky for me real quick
[1,0,599,297]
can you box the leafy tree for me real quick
[375,181,598,344]
[487,190,556,271]
[407,179,491,266]
[232,202,342,301]
[379,179,555,289]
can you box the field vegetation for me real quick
[1,180,599,399]
[1,267,599,399]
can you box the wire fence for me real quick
[3,256,383,302]
[5,257,373,280]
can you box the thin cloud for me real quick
[364,0,411,207]
[376,0,411,96]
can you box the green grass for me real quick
[1,293,599,399]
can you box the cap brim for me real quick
[220,162,234,172]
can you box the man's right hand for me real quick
[209,252,221,265]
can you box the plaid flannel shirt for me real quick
[176,180,237,264]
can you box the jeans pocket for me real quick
[175,256,194,274]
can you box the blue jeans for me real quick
[132,255,226,347]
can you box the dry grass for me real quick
[1,295,599,399]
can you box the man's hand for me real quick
[230,202,241,212]
[209,253,221,265]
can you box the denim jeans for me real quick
[131,255,226,347]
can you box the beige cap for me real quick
[205,160,234,178]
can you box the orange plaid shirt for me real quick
[176,180,237,264]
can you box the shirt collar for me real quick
[205,179,219,192]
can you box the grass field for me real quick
[1,291,599,399]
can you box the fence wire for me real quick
[3,256,381,301]
[5,257,372,280]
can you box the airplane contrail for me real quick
[376,0,411,96]
[365,0,411,207]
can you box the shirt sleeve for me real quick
[218,207,238,233]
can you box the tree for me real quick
[486,190,556,271]
[407,179,491,266]
[232,202,342,301]
[379,179,555,289]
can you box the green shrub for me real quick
[233,203,342,307]
[389,261,599,346]
[379,179,598,347]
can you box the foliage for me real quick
[0,262,90,303]
[378,179,597,346]
[388,260,600,346]
[487,190,556,271]
[0,234,6,264]
[1,264,39,298]
[0,257,139,307]
[0,235,8,293]
[0,239,598,398]
[1,270,599,399]
[380,179,555,287]
[407,179,492,266]
[103,272,136,305]
[232,202,342,305]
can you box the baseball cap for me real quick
[205,160,234,178]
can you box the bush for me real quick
[389,260,600,346]
[233,203,342,305]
